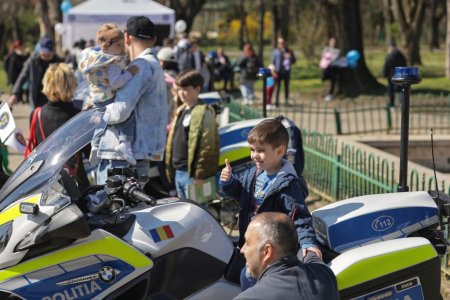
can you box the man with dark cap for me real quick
[8,37,60,113]
[383,42,407,107]
[235,212,340,300]
[95,16,168,184]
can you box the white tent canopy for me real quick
[62,0,175,50]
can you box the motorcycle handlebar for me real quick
[132,189,156,206]
[124,181,156,206]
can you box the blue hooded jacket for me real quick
[220,159,316,248]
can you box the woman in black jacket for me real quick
[37,63,89,189]
[37,63,79,143]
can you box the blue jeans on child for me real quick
[92,100,136,147]
[240,81,255,101]
[175,169,193,199]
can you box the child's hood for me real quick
[275,158,298,179]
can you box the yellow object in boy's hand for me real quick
[220,159,232,182]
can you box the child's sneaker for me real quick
[115,142,137,165]
[89,146,100,165]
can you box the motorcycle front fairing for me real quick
[0,108,107,212]
[0,109,107,269]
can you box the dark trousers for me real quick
[387,80,396,106]
[323,67,338,95]
[275,73,290,106]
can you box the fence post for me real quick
[385,104,392,132]
[334,108,342,135]
[331,154,341,200]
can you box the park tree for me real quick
[165,0,207,34]
[446,0,450,77]
[429,0,446,50]
[390,0,427,65]
[322,0,384,97]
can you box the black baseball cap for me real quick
[126,16,155,39]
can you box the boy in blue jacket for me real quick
[219,118,321,290]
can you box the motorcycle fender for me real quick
[0,229,153,300]
[329,237,440,300]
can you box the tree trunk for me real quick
[169,0,207,34]
[323,0,384,97]
[446,0,450,77]
[278,0,289,40]
[429,0,446,50]
[37,0,52,37]
[257,0,264,64]
[391,0,427,65]
[238,0,246,50]
[383,0,392,44]
[271,3,279,48]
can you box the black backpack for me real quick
[276,115,305,176]
[245,57,259,78]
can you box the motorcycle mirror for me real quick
[19,202,39,215]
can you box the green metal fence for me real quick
[224,94,450,135]
[302,130,450,201]
[224,98,450,274]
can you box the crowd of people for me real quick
[2,15,415,299]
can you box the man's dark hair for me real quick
[175,69,204,88]
[253,212,298,257]
[247,119,288,150]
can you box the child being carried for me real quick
[78,23,138,165]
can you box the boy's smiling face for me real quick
[249,141,285,175]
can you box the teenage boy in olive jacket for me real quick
[165,69,219,199]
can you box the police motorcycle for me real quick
[0,108,448,299]
[0,109,243,300]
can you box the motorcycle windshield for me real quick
[0,109,108,212]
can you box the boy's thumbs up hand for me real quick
[220,159,232,182]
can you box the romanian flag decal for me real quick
[149,225,174,242]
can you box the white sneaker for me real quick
[266,104,273,110]
[324,94,333,102]
[89,147,100,165]
[115,142,137,165]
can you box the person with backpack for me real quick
[236,43,261,105]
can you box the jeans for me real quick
[96,159,150,185]
[240,266,257,291]
[93,101,136,147]
[240,81,255,101]
[275,73,291,106]
[175,169,193,199]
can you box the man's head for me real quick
[277,37,286,49]
[175,69,204,106]
[388,41,397,53]
[39,37,55,61]
[124,16,156,57]
[241,212,298,278]
[125,16,155,40]
[247,119,288,174]
[96,23,125,55]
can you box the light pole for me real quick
[391,66,421,192]
[257,67,271,118]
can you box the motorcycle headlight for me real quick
[0,221,13,255]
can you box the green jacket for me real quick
[165,100,219,183]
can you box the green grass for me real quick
[0,62,9,94]
[1,45,449,98]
